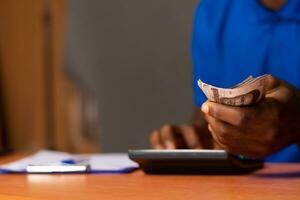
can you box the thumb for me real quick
[264,74,281,93]
[265,75,294,103]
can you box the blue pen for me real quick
[61,159,77,165]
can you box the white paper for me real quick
[0,150,138,173]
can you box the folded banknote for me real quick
[198,74,272,106]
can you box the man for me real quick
[150,0,300,162]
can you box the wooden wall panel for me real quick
[0,0,48,151]
[50,0,68,151]
[0,0,99,153]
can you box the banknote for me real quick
[198,74,272,106]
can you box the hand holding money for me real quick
[199,75,300,158]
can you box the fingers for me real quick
[150,124,187,149]
[205,114,273,158]
[150,130,164,149]
[202,101,251,126]
[201,101,238,125]
[179,124,203,149]
[160,125,178,149]
[205,114,239,146]
[150,124,207,150]
[265,77,295,103]
[264,74,281,93]
[150,123,216,150]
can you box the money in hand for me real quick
[198,74,272,106]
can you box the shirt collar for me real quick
[247,0,300,24]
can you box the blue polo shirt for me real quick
[192,0,300,162]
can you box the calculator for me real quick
[128,149,263,174]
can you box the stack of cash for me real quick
[198,75,271,106]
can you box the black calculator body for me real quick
[128,149,263,174]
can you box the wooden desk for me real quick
[0,154,299,200]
